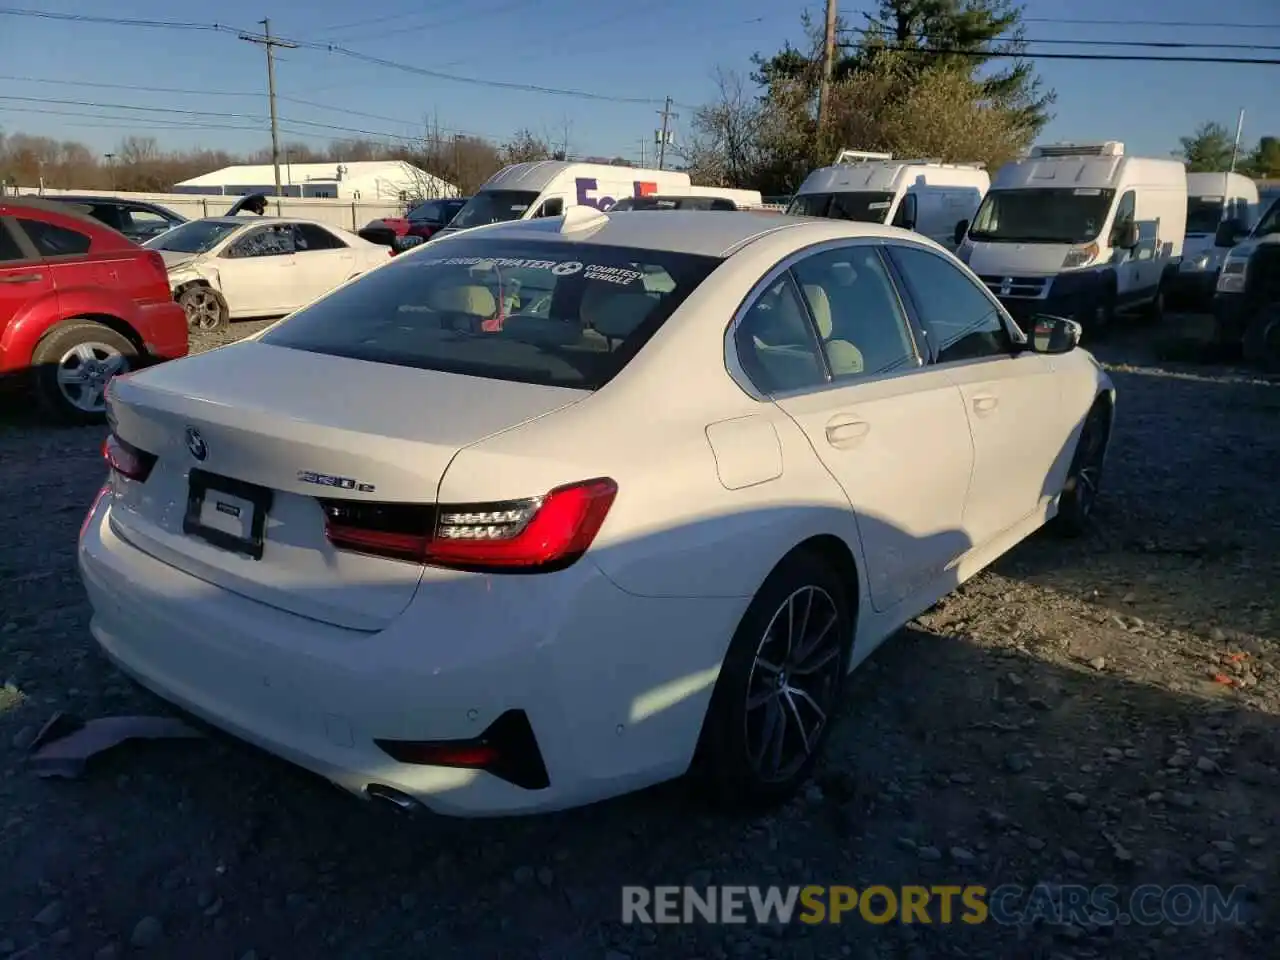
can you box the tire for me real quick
[178,284,229,333]
[1049,398,1111,538]
[1140,283,1166,325]
[1076,288,1115,342]
[31,320,138,425]
[1242,304,1280,373]
[693,549,852,810]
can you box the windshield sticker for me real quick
[410,256,640,283]
[1073,188,1101,196]
[867,201,892,210]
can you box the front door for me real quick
[217,223,299,316]
[885,242,1067,549]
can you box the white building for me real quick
[173,160,455,201]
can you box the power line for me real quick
[840,29,1280,53]
[0,7,246,33]
[0,6,678,107]
[837,43,1280,65]
[0,74,502,140]
[1020,15,1280,30]
[326,0,528,45]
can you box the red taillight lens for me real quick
[102,432,157,483]
[145,250,168,280]
[320,477,617,573]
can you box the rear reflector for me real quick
[374,709,550,790]
[320,477,617,573]
[103,432,157,483]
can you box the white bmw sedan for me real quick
[80,208,1115,817]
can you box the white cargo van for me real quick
[439,161,691,236]
[1171,171,1259,305]
[786,150,990,248]
[957,141,1187,336]
[610,186,765,212]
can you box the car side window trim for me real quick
[724,237,935,402]
[882,240,1028,369]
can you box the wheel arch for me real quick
[36,314,143,355]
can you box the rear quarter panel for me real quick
[0,284,62,372]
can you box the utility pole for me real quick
[239,18,296,198]
[817,0,838,139]
[104,153,115,191]
[656,96,677,170]
[638,138,647,167]
[1229,108,1246,174]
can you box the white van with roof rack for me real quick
[786,150,990,249]
[438,161,691,237]
[1169,171,1259,306]
[957,141,1187,338]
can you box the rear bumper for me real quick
[78,495,743,816]
[138,301,188,360]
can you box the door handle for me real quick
[825,416,870,447]
[0,273,43,284]
[971,395,998,416]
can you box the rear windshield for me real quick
[260,238,723,389]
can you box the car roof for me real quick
[0,196,112,230]
[452,209,934,258]
[192,215,345,230]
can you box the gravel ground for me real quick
[1,315,1278,960]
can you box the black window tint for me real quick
[792,246,918,379]
[229,224,294,257]
[535,198,564,218]
[261,239,722,390]
[18,218,91,257]
[0,223,26,262]
[888,245,1013,363]
[892,193,917,229]
[294,223,347,251]
[735,274,827,393]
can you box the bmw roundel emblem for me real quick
[185,427,207,461]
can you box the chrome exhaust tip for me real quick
[365,784,421,811]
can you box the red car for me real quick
[358,196,469,251]
[0,197,188,423]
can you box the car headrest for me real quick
[581,287,655,340]
[829,262,857,286]
[803,283,832,339]
[427,283,496,317]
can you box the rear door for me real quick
[13,215,99,293]
[216,223,298,316]
[739,241,975,612]
[0,218,55,344]
[290,222,357,302]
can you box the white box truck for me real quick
[786,150,990,249]
[956,141,1187,336]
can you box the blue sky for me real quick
[1,0,1278,165]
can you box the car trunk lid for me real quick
[105,340,588,630]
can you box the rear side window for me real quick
[18,219,92,257]
[294,223,347,250]
[0,224,26,262]
[261,239,723,389]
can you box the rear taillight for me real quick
[320,477,617,572]
[144,250,168,281]
[103,432,157,483]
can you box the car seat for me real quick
[803,283,865,376]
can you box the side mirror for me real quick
[1029,315,1081,355]
[1214,219,1247,248]
[953,219,969,246]
[1117,221,1140,250]
[391,235,425,254]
